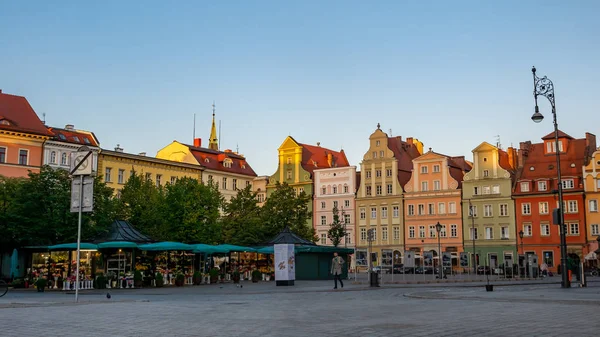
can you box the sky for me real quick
[1,1,599,176]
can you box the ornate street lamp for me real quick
[531,66,570,288]
[436,222,443,280]
[519,230,524,254]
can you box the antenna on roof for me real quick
[495,135,501,149]
[42,112,46,125]
[389,128,392,136]
[236,143,239,153]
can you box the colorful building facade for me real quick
[583,147,600,258]
[461,142,517,269]
[0,90,53,178]
[514,131,596,273]
[313,166,357,247]
[355,124,423,270]
[252,176,269,206]
[404,148,471,269]
[267,136,349,228]
[44,124,100,173]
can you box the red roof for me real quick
[498,149,515,172]
[0,92,52,136]
[186,144,257,177]
[542,130,573,140]
[48,127,100,147]
[386,136,422,187]
[298,143,350,173]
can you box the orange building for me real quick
[404,148,472,269]
[514,131,596,273]
[0,90,52,178]
[583,147,600,260]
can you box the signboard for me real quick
[404,251,415,268]
[70,176,94,213]
[274,244,295,286]
[442,252,452,267]
[423,251,433,266]
[70,151,96,176]
[459,252,469,267]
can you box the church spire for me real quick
[209,101,219,151]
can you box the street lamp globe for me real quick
[531,106,544,123]
[435,222,442,233]
[519,230,524,239]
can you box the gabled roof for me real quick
[48,127,100,147]
[268,226,316,245]
[387,136,424,187]
[186,143,257,177]
[542,130,573,140]
[0,91,53,137]
[298,142,350,173]
[411,150,471,189]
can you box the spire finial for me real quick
[208,101,219,151]
[377,123,380,130]
[212,101,216,116]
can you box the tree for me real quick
[0,176,25,250]
[222,185,262,245]
[327,206,346,247]
[260,182,316,243]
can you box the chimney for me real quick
[317,142,321,147]
[517,141,531,168]
[407,137,413,145]
[193,138,202,148]
[327,153,333,167]
[65,124,74,130]
[138,152,146,156]
[114,144,123,152]
[0,89,2,93]
[585,132,597,164]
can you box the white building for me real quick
[43,124,100,172]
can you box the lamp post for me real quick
[468,199,476,273]
[531,66,570,288]
[519,230,524,254]
[436,222,443,280]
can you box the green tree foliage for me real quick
[327,206,346,247]
[259,182,316,243]
[221,185,262,245]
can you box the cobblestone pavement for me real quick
[1,282,598,337]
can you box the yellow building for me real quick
[583,147,600,258]
[98,145,203,196]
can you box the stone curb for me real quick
[402,292,600,306]
[0,299,148,309]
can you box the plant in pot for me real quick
[95,274,106,290]
[251,270,261,283]
[232,270,241,284]
[209,268,219,284]
[175,273,185,287]
[134,270,143,288]
[155,272,164,287]
[193,271,202,285]
[57,276,64,289]
[35,278,47,292]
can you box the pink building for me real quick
[313,166,357,248]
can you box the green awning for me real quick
[48,243,98,250]
[256,246,274,254]
[192,244,229,254]
[97,241,139,249]
[138,241,194,251]
[216,244,256,253]
[294,245,354,254]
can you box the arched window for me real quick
[61,153,68,165]
[343,184,349,193]
[321,185,326,195]
[332,185,337,194]
[50,151,57,164]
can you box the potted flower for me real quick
[251,270,261,283]
[209,268,219,284]
[35,277,47,292]
[175,273,185,287]
[95,273,107,290]
[193,271,202,285]
[134,270,143,288]
[155,272,164,287]
[265,273,271,281]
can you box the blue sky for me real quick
[1,1,599,176]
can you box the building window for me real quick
[344,214,351,224]
[482,186,491,195]
[145,173,152,181]
[567,200,578,213]
[156,174,162,187]
[376,170,381,178]
[522,203,531,215]
[433,180,441,191]
[538,181,547,191]
[105,168,112,182]
[392,205,399,218]
[569,223,579,235]
[381,206,388,219]
[419,226,426,238]
[208,175,213,182]
[333,186,338,194]
[433,165,440,173]
[61,153,68,165]
[222,177,227,190]
[440,225,447,238]
[409,226,415,238]
[320,215,327,225]
[387,184,393,194]
[589,200,598,212]
[499,204,508,217]
[428,203,435,215]
[50,151,57,164]
[382,227,388,241]
[539,202,549,214]
[485,227,494,240]
[471,228,478,240]
[18,149,28,165]
[380,151,384,158]
[393,226,400,240]
[429,225,436,238]
[333,201,338,208]
[543,251,554,267]
[421,181,428,191]
[0,147,5,163]
[492,185,500,194]
[386,169,392,177]
[520,182,530,192]
[360,208,366,219]
[376,140,380,147]
[233,179,238,190]
[474,186,480,195]
[418,204,425,215]
[171,176,177,184]
[321,186,326,194]
[287,157,292,164]
[320,234,327,245]
[541,223,550,236]
[376,185,382,195]
[451,224,457,237]
[372,151,377,159]
[343,184,349,193]
[501,226,509,239]
[562,179,574,189]
[320,201,326,209]
[484,204,493,217]
[257,194,265,203]
[448,202,456,214]
[366,171,371,178]
[591,224,599,236]
[438,202,446,214]
[371,207,377,219]
[421,165,428,174]
[360,228,367,241]
[469,205,477,217]
[408,204,415,216]
[366,186,372,196]
[371,229,377,241]
[483,169,489,177]
[118,169,125,184]
[523,224,532,236]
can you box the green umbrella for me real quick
[138,241,194,251]
[10,249,19,279]
[216,244,256,253]
[191,244,228,254]
[97,241,139,249]
[256,246,274,254]
[48,243,98,250]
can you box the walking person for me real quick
[331,252,344,289]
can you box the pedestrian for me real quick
[331,252,344,289]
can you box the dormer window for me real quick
[0,119,11,125]
[538,181,547,191]
[73,136,80,143]
[562,179,574,189]
[546,140,564,153]
[241,164,246,169]
[223,159,232,168]
[83,138,91,144]
[204,158,210,163]
[58,134,67,141]
[520,182,530,192]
